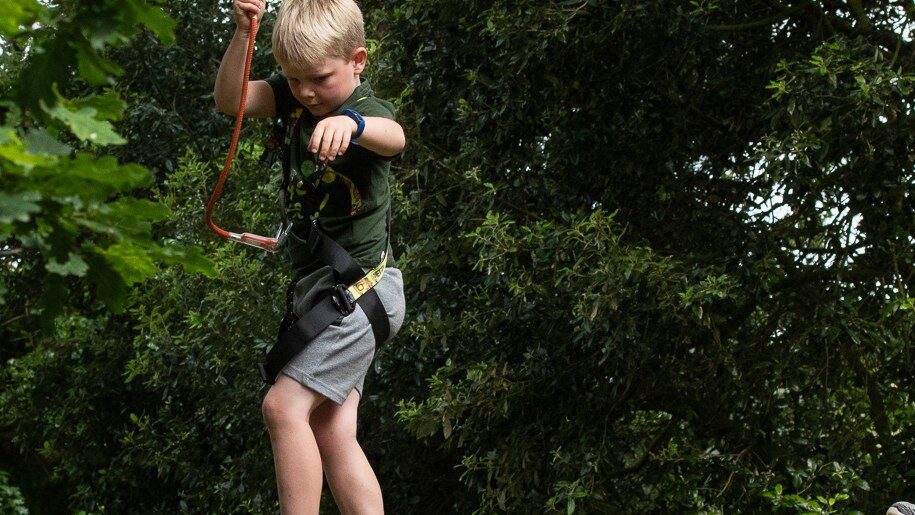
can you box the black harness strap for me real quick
[294,219,390,345]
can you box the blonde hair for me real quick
[272,0,365,67]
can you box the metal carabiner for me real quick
[227,223,292,253]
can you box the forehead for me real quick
[280,58,347,78]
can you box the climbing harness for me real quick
[257,221,390,384]
[204,13,391,384]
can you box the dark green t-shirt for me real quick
[266,75,397,277]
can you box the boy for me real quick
[214,0,406,512]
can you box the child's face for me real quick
[280,48,367,117]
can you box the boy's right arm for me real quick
[213,0,274,118]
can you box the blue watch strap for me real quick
[341,108,365,140]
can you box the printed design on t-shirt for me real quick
[285,162,364,220]
[318,167,364,215]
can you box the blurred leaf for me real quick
[0,0,45,37]
[0,191,41,224]
[98,241,157,286]
[70,90,126,121]
[125,0,177,46]
[46,252,90,277]
[0,128,58,169]
[23,128,72,156]
[42,102,126,145]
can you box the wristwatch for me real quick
[341,108,365,140]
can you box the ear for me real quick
[351,47,367,74]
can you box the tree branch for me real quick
[847,342,892,451]
[845,0,874,32]
[608,420,673,478]
[900,0,915,22]
[790,241,868,255]
[707,3,810,31]
[814,0,914,63]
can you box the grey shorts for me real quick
[279,266,405,405]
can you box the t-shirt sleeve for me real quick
[265,73,297,118]
[350,96,397,121]
[350,96,399,159]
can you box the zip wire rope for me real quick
[204,14,285,251]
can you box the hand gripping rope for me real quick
[205,14,290,252]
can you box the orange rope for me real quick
[204,15,259,240]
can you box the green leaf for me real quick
[72,40,124,86]
[74,217,116,235]
[23,128,72,156]
[124,0,176,45]
[108,198,171,223]
[87,255,130,313]
[0,128,58,170]
[70,90,126,121]
[46,252,90,276]
[100,198,172,237]
[0,0,45,37]
[0,191,41,224]
[149,245,217,277]
[98,241,158,286]
[38,274,67,329]
[42,101,126,145]
[34,154,153,200]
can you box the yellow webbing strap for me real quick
[346,253,387,302]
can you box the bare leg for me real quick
[310,390,384,514]
[262,374,328,515]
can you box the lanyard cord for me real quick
[204,14,259,241]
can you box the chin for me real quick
[307,105,332,117]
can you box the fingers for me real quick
[310,118,353,162]
[323,128,345,161]
[233,0,265,24]
[309,124,325,158]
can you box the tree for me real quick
[1,0,214,328]
[1,0,215,508]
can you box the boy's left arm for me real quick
[355,117,406,157]
[310,116,405,162]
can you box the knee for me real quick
[261,389,308,431]
[311,417,358,450]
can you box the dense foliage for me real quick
[2,0,913,513]
[381,0,914,511]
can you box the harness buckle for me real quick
[332,284,356,316]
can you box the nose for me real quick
[294,83,314,100]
